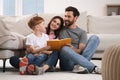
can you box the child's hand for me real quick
[34,53,39,56]
[42,46,51,50]
[46,51,53,55]
[42,50,53,55]
[26,45,34,52]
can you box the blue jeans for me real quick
[45,51,59,67]
[27,51,58,67]
[26,53,48,66]
[59,35,100,73]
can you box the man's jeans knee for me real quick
[82,35,100,60]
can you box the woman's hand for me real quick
[49,35,56,40]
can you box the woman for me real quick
[46,16,64,39]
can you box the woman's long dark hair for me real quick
[46,16,64,39]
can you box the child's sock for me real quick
[19,57,28,75]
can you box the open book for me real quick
[47,38,72,51]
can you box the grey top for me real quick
[59,26,87,48]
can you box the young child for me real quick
[19,16,57,75]
[10,16,64,75]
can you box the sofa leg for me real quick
[3,59,7,72]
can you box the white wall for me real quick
[44,0,120,16]
[107,0,120,3]
[0,0,3,15]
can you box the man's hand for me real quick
[66,44,74,48]
[66,43,83,54]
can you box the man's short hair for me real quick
[65,6,80,17]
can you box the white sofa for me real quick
[0,13,120,71]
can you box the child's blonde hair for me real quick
[28,16,44,29]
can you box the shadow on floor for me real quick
[0,67,18,72]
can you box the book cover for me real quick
[47,38,72,51]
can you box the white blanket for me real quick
[0,19,15,45]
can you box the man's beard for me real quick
[65,20,74,27]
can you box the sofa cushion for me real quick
[0,19,15,45]
[0,32,25,49]
[88,34,120,51]
[88,15,120,34]
[0,14,37,36]
[76,12,87,32]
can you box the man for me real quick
[59,6,101,74]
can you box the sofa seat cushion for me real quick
[88,15,120,34]
[0,32,25,50]
[88,34,120,51]
[0,50,14,58]
[0,19,16,45]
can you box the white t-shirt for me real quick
[26,33,49,49]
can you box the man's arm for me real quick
[75,43,86,54]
